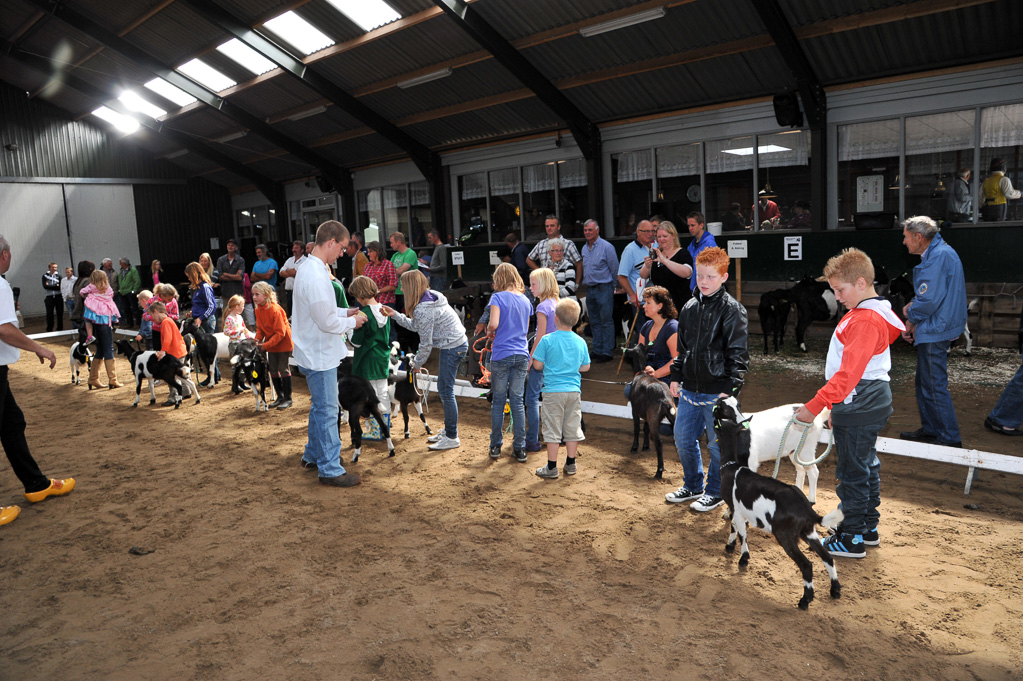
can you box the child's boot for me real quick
[276,375,293,410]
[104,359,123,389]
[88,358,105,390]
[267,376,283,408]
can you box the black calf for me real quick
[758,288,792,355]
[338,357,395,462]
[791,276,839,352]
[623,343,676,478]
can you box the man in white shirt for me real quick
[0,235,76,527]
[293,221,367,488]
[278,240,307,317]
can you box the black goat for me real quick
[622,343,676,478]
[791,276,840,352]
[184,319,225,387]
[388,352,433,439]
[714,396,842,610]
[69,339,94,385]
[115,339,200,409]
[758,288,792,355]
[338,357,395,462]
[231,347,270,412]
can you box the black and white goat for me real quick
[338,357,395,462]
[623,343,676,479]
[185,319,230,387]
[115,339,200,409]
[388,348,433,439]
[714,396,842,610]
[230,345,270,412]
[69,340,94,385]
[758,288,792,355]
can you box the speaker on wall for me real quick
[773,91,803,128]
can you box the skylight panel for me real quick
[325,0,400,32]
[216,39,277,76]
[262,11,335,55]
[144,78,197,107]
[92,106,140,134]
[177,58,237,92]
[118,90,167,119]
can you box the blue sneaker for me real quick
[824,532,866,558]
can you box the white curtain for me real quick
[757,131,811,168]
[522,163,555,193]
[657,144,701,177]
[705,137,754,173]
[410,181,429,206]
[382,185,406,210]
[839,120,900,161]
[559,158,587,188]
[981,103,1023,148]
[460,172,487,200]
[906,110,975,155]
[616,150,653,182]
[358,189,381,212]
[489,168,520,196]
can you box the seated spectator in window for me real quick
[787,200,812,229]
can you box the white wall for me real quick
[65,184,140,271]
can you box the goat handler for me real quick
[0,234,76,528]
[793,248,904,559]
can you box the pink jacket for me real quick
[80,283,120,318]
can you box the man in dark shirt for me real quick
[214,238,246,302]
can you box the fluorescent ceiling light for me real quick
[178,58,237,92]
[216,39,277,75]
[721,144,792,156]
[144,78,197,107]
[118,90,167,119]
[165,149,189,159]
[579,7,666,38]
[263,11,335,55]
[287,105,328,121]
[396,68,453,89]
[241,210,251,216]
[216,130,247,143]
[91,106,140,134]
[325,0,400,32]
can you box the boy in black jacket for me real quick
[665,247,749,511]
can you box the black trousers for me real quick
[45,295,63,332]
[0,366,49,494]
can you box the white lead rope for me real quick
[773,414,834,479]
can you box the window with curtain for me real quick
[409,180,431,247]
[656,143,701,229]
[558,158,589,238]
[905,110,975,223]
[705,136,754,232]
[612,150,652,236]
[980,103,1023,222]
[522,163,555,241]
[358,188,383,244]
[488,168,520,242]
[458,172,488,241]
[838,119,900,227]
[382,184,409,245]
[757,131,811,229]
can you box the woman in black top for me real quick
[640,220,693,313]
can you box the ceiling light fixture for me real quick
[721,144,791,156]
[396,68,453,90]
[287,105,328,121]
[215,130,247,143]
[579,7,666,38]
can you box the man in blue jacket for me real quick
[899,216,967,447]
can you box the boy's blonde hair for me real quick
[222,294,245,325]
[492,262,524,293]
[137,289,153,304]
[89,270,108,291]
[694,246,729,276]
[251,281,277,306]
[149,301,167,316]
[554,297,581,328]
[822,247,874,286]
[529,268,559,302]
[348,275,379,302]
[398,270,430,318]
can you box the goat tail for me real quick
[820,508,844,530]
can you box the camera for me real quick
[648,247,658,259]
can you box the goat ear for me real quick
[741,418,753,429]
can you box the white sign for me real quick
[488,250,502,266]
[856,174,884,213]
[210,237,219,250]
[451,250,465,266]
[727,240,748,258]
[784,236,803,261]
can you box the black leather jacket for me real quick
[669,286,749,396]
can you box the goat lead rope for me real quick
[679,393,719,407]
[473,336,492,387]
[773,414,835,479]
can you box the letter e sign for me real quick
[784,236,802,261]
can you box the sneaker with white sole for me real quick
[535,464,559,479]
[428,434,461,451]
[563,463,577,476]
[690,494,724,512]
[823,532,866,558]
[489,446,501,459]
[427,433,444,443]
[665,486,702,504]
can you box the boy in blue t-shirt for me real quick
[532,298,591,479]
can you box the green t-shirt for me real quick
[350,304,391,381]
[390,248,418,295]
[331,279,348,308]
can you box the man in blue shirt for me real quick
[251,243,279,289]
[898,216,967,447]
[618,219,657,345]
[686,212,717,292]
[581,219,619,363]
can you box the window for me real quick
[117,91,166,119]
[458,172,489,241]
[216,39,277,76]
[488,168,521,242]
[612,150,652,236]
[522,163,555,240]
[325,0,399,32]
[557,159,589,238]
[838,120,900,227]
[705,137,754,232]
[903,110,976,224]
[358,189,383,245]
[144,78,197,107]
[655,143,701,230]
[409,181,431,248]
[177,59,237,92]
[382,184,409,243]
[980,103,1023,222]
[757,131,811,229]
[262,11,335,56]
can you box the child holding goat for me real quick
[252,281,294,410]
[348,276,391,425]
[793,248,904,558]
[222,294,256,357]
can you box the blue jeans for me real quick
[93,322,114,360]
[65,300,79,329]
[438,342,467,438]
[299,366,345,478]
[833,417,886,534]
[989,361,1023,428]
[673,389,721,496]
[915,340,960,443]
[587,281,615,357]
[525,365,544,446]
[489,354,528,449]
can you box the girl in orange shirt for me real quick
[252,281,294,410]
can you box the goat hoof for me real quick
[389,450,396,457]
[403,433,410,439]
[654,470,663,479]
[642,444,650,451]
[174,403,181,410]
[149,399,156,405]
[738,553,749,567]
[724,542,735,553]
[798,598,811,611]
[132,403,138,408]
[630,446,638,453]
[424,427,433,435]
[831,583,842,599]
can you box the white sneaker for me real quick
[427,433,444,443]
[428,434,461,451]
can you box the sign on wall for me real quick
[726,240,747,258]
[856,174,884,213]
[451,250,465,266]
[784,236,803,261]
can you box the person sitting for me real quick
[787,200,812,229]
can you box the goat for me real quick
[622,343,676,478]
[228,339,259,394]
[714,396,842,611]
[791,276,840,352]
[115,338,200,409]
[184,319,230,387]
[231,349,270,412]
[758,288,792,355]
[338,357,395,462]
[388,350,433,439]
[69,340,94,385]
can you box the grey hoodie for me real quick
[390,291,468,369]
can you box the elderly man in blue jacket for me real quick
[899,216,967,447]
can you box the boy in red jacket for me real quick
[794,248,905,558]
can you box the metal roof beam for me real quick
[179,0,439,182]
[0,37,283,204]
[432,0,600,160]
[23,0,347,194]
